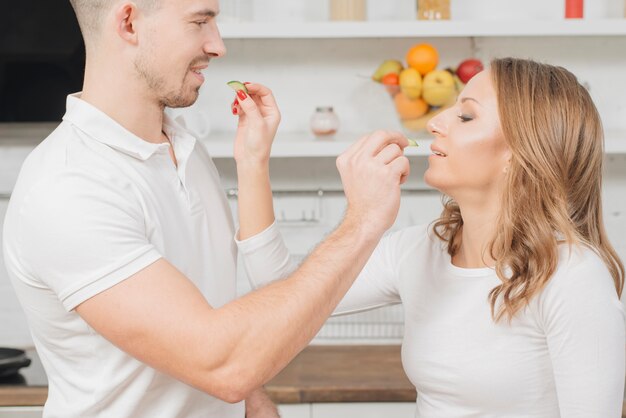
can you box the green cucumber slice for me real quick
[227,80,248,93]
[407,138,419,147]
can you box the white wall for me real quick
[193,35,626,136]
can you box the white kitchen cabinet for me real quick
[278,402,416,418]
[311,402,415,418]
[0,407,43,418]
[278,404,312,418]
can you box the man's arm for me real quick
[245,388,280,418]
[76,86,410,404]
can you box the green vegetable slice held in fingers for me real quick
[227,80,248,93]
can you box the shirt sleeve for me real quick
[235,222,300,288]
[16,170,162,311]
[534,247,625,417]
[236,223,402,315]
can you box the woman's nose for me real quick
[427,115,445,137]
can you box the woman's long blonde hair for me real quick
[433,57,624,322]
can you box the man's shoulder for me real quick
[10,126,140,228]
[17,121,133,196]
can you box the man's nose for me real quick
[204,24,227,58]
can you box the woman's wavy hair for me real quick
[432,57,624,322]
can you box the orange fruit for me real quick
[394,93,430,120]
[406,43,439,76]
[381,73,400,85]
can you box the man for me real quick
[2,0,410,417]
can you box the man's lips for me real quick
[190,65,208,74]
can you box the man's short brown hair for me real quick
[69,0,161,43]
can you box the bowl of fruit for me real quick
[372,43,484,134]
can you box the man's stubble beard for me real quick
[133,51,199,109]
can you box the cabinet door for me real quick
[311,402,415,418]
[278,404,311,418]
[0,407,43,418]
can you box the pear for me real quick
[372,60,404,82]
[399,68,423,99]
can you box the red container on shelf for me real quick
[565,0,583,18]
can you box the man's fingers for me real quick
[376,143,404,165]
[388,155,411,184]
[338,133,373,165]
[361,130,409,157]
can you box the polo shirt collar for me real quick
[62,93,172,161]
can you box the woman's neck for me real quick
[452,197,500,269]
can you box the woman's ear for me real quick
[502,149,512,174]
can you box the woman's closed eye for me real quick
[458,113,474,123]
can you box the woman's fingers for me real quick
[235,89,264,123]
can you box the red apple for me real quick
[456,59,484,84]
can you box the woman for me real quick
[235,57,625,417]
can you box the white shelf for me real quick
[200,132,431,158]
[200,132,626,158]
[219,20,626,39]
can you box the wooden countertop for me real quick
[2,345,625,418]
[266,345,415,403]
[0,345,413,408]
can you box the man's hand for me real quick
[231,82,281,167]
[245,387,280,418]
[336,130,410,238]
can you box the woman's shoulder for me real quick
[382,223,445,260]
[537,244,621,311]
[552,244,613,283]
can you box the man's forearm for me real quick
[206,215,380,399]
[245,387,280,418]
[237,162,275,240]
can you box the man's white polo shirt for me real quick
[2,94,244,418]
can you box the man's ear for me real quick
[114,2,140,45]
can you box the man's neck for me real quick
[80,61,167,145]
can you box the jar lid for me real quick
[315,106,334,112]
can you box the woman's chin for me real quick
[424,172,449,196]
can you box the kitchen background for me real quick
[1,0,626,350]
